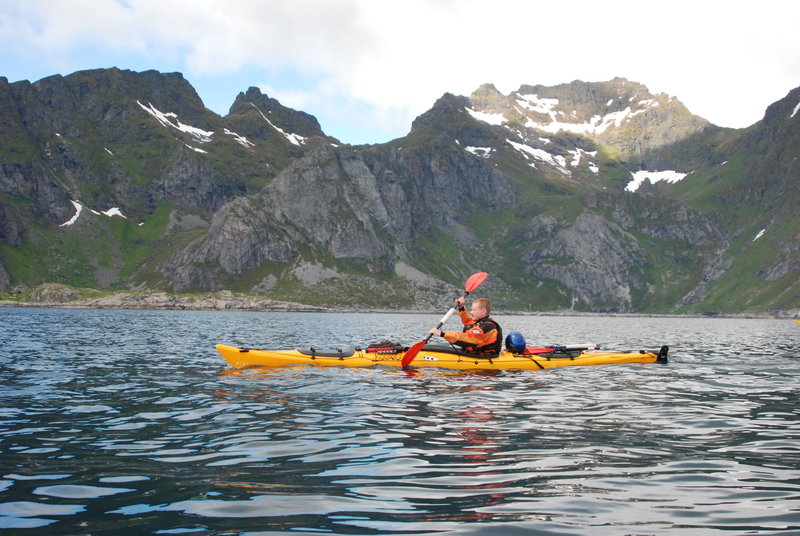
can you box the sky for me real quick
[1,0,799,145]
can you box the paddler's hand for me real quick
[455,297,466,310]
[429,328,444,338]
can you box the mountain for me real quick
[0,68,797,315]
[0,68,337,291]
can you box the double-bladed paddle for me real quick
[401,272,488,368]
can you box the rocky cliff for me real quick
[0,69,797,315]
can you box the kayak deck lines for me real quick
[216,343,669,371]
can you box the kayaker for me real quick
[429,297,503,356]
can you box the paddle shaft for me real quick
[421,307,457,345]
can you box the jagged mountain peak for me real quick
[467,78,705,134]
[230,86,287,114]
[37,68,209,121]
[761,85,800,126]
[516,77,648,104]
[469,83,507,111]
[228,86,330,142]
[459,78,711,169]
[409,92,471,133]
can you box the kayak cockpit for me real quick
[294,344,492,359]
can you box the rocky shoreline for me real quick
[1,284,796,318]
[0,284,328,312]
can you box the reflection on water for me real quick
[1,308,798,534]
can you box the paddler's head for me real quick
[471,298,491,318]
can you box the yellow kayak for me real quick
[216,343,668,371]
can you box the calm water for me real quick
[1,307,798,535]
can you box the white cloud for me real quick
[2,0,799,143]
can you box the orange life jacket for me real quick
[454,315,503,356]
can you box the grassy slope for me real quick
[657,123,799,313]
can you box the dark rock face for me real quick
[159,139,516,291]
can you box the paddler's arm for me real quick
[427,298,476,341]
[430,325,495,346]
[454,296,474,326]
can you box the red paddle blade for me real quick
[401,340,426,367]
[465,272,488,293]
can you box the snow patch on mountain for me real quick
[60,201,139,227]
[516,94,560,116]
[184,144,207,154]
[503,139,600,177]
[507,139,570,176]
[465,146,494,158]
[466,107,505,125]
[224,128,255,148]
[476,91,662,136]
[525,105,649,135]
[568,148,599,173]
[625,170,689,192]
[137,101,214,143]
[60,200,83,227]
[791,101,800,118]
[249,102,307,146]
